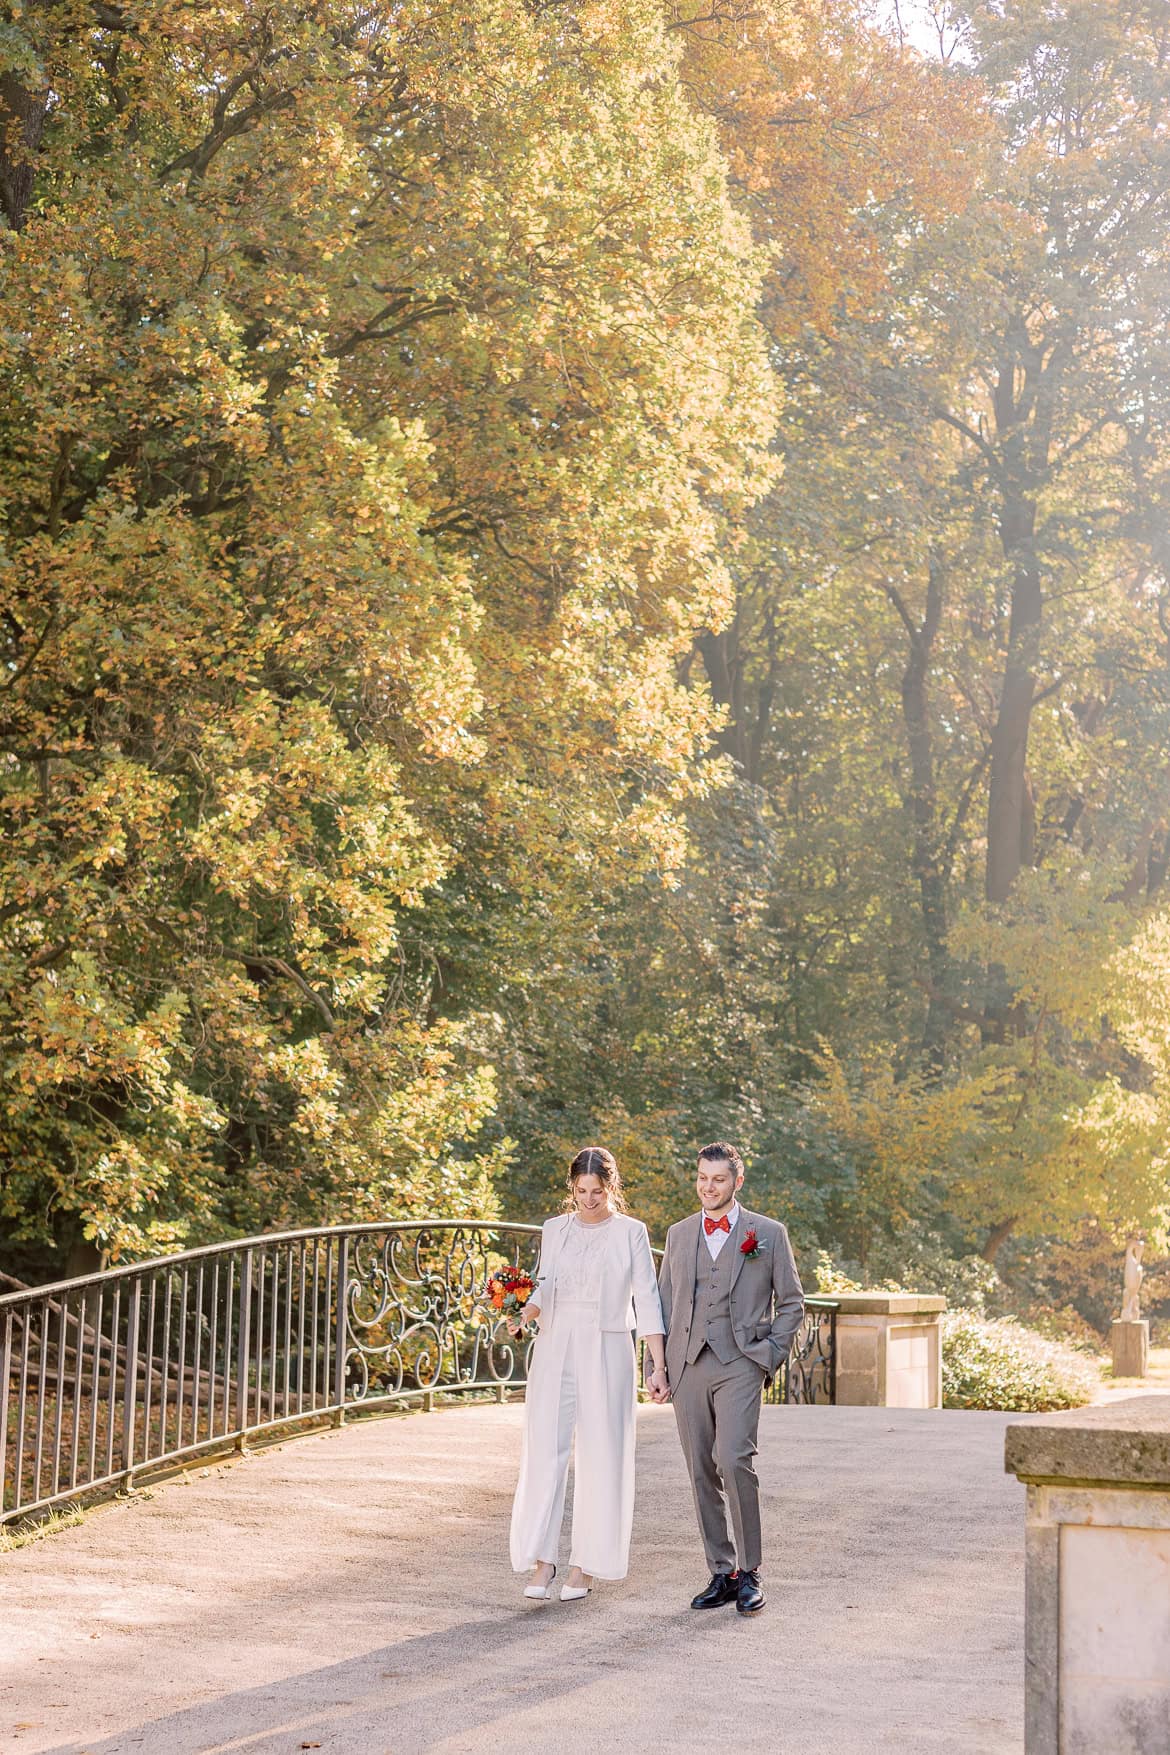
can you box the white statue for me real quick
[1121,1237,1144,1323]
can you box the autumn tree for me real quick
[471,0,992,1231]
[8,0,1166,1319]
[659,0,1170,1275]
[0,0,775,1273]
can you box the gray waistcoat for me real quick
[687,1223,739,1364]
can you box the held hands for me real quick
[646,1366,670,1403]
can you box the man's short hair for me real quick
[697,1141,745,1179]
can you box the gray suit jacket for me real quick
[658,1208,805,1386]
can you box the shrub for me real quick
[942,1310,1101,1412]
[1013,1300,1105,1354]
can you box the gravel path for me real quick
[0,1402,1023,1755]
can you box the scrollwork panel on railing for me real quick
[774,1302,836,1405]
[340,1225,542,1407]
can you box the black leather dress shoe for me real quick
[690,1571,739,1610]
[736,1568,766,1615]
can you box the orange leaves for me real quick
[672,0,988,336]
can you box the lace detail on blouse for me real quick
[555,1215,615,1301]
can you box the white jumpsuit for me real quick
[509,1215,660,1581]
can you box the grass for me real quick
[0,1505,87,1552]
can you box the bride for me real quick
[508,1146,666,1601]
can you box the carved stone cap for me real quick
[1005,1395,1170,1488]
[830,1293,947,1315]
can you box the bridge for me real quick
[1,1225,1024,1753]
[0,1224,836,1526]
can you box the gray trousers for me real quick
[671,1345,766,1573]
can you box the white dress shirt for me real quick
[701,1199,741,1261]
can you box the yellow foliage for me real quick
[0,0,774,1260]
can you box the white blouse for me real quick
[556,1215,615,1301]
[532,1211,664,1337]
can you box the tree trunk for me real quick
[981,1215,1016,1264]
[895,554,950,1066]
[746,601,779,790]
[697,622,747,774]
[986,496,1042,903]
[0,70,48,233]
[65,1237,107,1278]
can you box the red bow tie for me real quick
[704,1214,731,1235]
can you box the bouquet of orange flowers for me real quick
[484,1267,537,1327]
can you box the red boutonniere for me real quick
[740,1229,762,1259]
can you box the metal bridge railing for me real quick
[1,1221,837,1525]
[770,1298,838,1408]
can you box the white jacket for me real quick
[530,1211,664,1338]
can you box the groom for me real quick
[655,1142,804,1616]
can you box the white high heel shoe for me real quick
[524,1566,556,1600]
[560,1574,592,1602]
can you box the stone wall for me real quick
[1005,1396,1170,1754]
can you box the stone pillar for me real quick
[832,1293,946,1409]
[1005,1397,1170,1754]
[1111,1318,1149,1379]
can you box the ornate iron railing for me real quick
[1,1222,837,1525]
[769,1297,838,1405]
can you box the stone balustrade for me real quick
[1005,1395,1170,1755]
[832,1292,946,1409]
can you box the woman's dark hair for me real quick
[697,1141,745,1180]
[564,1145,628,1213]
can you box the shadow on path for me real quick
[38,1600,711,1755]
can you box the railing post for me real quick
[0,1310,10,1518]
[236,1249,253,1450]
[333,1236,349,1426]
[832,1292,945,1406]
[122,1278,142,1483]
